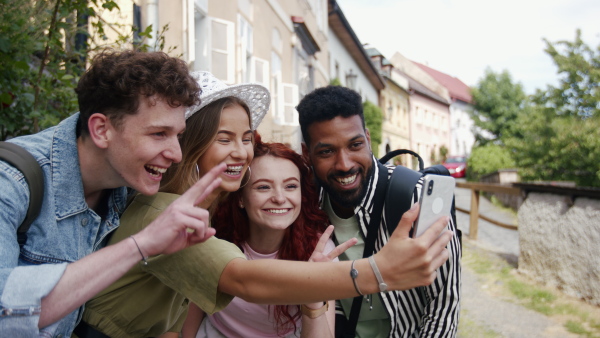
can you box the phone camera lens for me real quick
[427,180,434,195]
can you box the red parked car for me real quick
[443,156,468,178]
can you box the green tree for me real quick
[329,77,342,86]
[363,100,382,158]
[507,107,600,187]
[466,144,516,182]
[533,29,600,119]
[506,30,600,187]
[439,145,449,164]
[0,0,173,140]
[470,68,529,145]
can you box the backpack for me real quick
[337,148,461,338]
[380,149,458,235]
[0,141,45,247]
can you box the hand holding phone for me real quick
[412,174,455,238]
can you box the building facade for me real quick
[389,52,452,168]
[368,48,411,165]
[105,0,330,152]
[414,62,474,157]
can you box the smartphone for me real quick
[412,174,455,238]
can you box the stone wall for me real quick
[481,169,523,210]
[518,192,600,305]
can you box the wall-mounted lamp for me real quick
[346,69,357,90]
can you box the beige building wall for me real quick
[106,0,329,152]
[409,93,451,168]
[379,77,411,165]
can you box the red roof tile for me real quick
[413,62,472,104]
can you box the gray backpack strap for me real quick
[0,141,45,246]
[384,165,422,235]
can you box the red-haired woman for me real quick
[183,141,356,338]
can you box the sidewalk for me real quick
[454,182,577,337]
[454,181,519,265]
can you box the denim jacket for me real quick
[0,114,128,337]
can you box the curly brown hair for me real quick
[75,49,200,137]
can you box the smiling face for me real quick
[241,155,302,235]
[105,96,185,195]
[303,115,374,215]
[197,103,254,194]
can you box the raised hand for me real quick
[309,225,358,263]
[374,203,452,290]
[134,163,227,257]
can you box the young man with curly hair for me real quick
[0,50,225,337]
[297,85,461,338]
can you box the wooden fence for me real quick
[455,181,521,240]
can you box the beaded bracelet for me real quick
[350,260,363,296]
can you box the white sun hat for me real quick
[185,71,270,130]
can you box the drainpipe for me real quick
[146,0,159,50]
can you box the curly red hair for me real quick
[212,140,329,334]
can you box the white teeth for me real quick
[265,209,289,214]
[145,165,167,175]
[225,165,243,175]
[337,174,357,185]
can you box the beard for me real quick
[316,164,374,210]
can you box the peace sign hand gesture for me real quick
[133,163,227,257]
[309,225,358,263]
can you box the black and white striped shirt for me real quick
[325,158,461,338]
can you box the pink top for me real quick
[208,240,337,337]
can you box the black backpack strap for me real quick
[379,149,424,171]
[384,165,423,235]
[342,161,389,338]
[0,142,45,246]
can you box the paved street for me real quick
[453,179,520,266]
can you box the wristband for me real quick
[350,260,363,296]
[368,256,388,292]
[301,302,328,319]
[130,236,148,265]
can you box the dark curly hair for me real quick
[212,140,329,335]
[296,85,365,146]
[75,49,200,137]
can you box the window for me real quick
[308,0,326,32]
[192,14,235,80]
[251,57,269,86]
[237,14,253,83]
[133,4,142,47]
[282,83,299,124]
[271,51,282,122]
[272,27,282,53]
[210,18,234,83]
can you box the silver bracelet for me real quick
[368,256,388,292]
[350,260,363,296]
[130,236,148,265]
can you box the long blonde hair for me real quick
[160,96,252,195]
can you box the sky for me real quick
[336,0,600,94]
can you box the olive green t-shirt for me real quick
[324,194,391,338]
[80,193,246,338]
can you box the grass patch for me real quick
[506,279,557,315]
[457,312,501,338]
[463,241,600,337]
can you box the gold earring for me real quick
[239,166,252,189]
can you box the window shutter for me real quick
[210,17,234,83]
[282,83,299,125]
